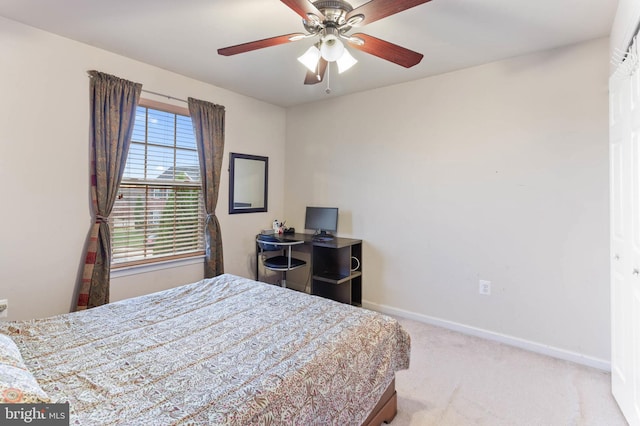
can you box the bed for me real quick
[0,274,410,425]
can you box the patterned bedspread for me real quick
[1,274,410,425]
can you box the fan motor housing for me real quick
[305,0,354,32]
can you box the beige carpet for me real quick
[391,317,628,425]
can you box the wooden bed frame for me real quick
[363,378,397,425]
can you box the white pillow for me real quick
[0,334,50,403]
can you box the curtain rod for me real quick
[86,73,188,103]
[141,89,188,104]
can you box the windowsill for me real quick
[110,255,205,279]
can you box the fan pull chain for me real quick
[325,63,331,94]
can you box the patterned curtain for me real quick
[188,97,226,277]
[76,71,142,310]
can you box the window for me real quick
[111,100,205,267]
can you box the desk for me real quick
[256,233,363,306]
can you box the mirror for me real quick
[229,153,268,214]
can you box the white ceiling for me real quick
[0,0,617,107]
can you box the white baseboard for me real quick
[362,300,611,372]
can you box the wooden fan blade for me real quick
[304,58,328,85]
[218,33,304,56]
[281,0,325,21]
[348,33,423,68]
[346,0,432,26]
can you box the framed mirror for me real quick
[229,153,268,214]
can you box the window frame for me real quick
[110,98,205,269]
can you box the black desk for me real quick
[256,233,363,306]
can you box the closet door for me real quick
[627,68,640,426]
[610,66,640,426]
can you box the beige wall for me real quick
[0,16,286,320]
[285,38,611,363]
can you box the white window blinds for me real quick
[111,101,204,266]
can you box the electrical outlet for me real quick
[0,299,7,318]
[479,280,491,296]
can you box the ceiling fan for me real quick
[217,0,430,86]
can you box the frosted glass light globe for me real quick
[320,35,344,62]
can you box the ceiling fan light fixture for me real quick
[336,49,357,73]
[297,45,321,72]
[320,34,345,62]
[218,0,427,91]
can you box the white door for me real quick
[610,60,640,426]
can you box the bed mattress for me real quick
[1,274,410,425]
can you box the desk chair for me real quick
[256,235,306,288]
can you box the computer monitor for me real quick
[304,206,338,237]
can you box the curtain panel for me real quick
[188,97,226,277]
[75,71,142,311]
